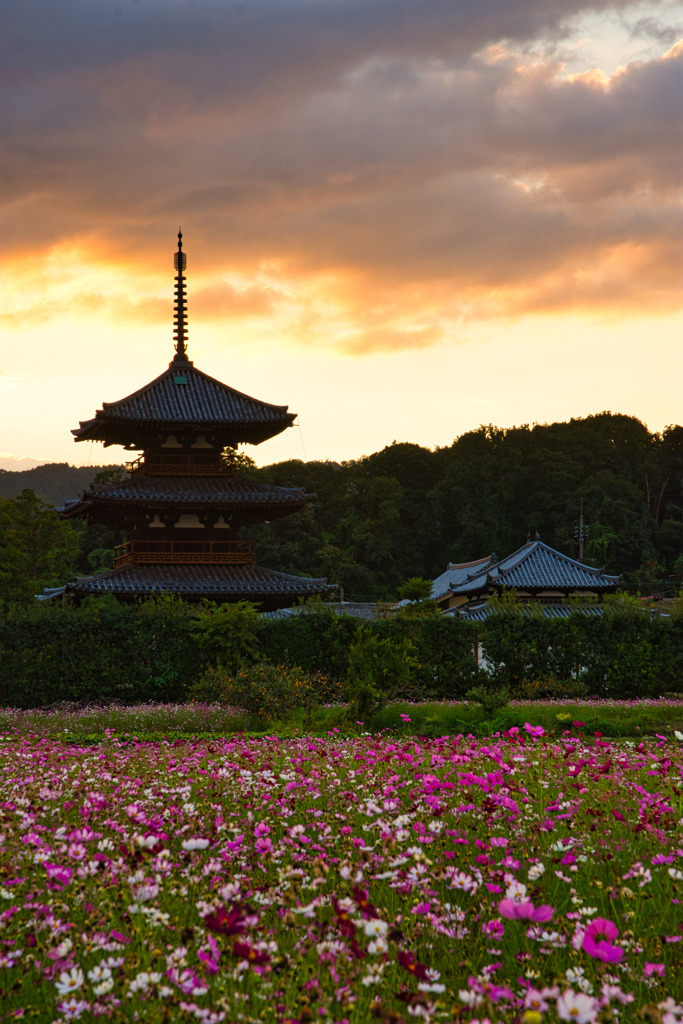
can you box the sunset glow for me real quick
[2,0,681,469]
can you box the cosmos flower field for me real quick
[0,723,681,1023]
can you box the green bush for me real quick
[190,662,343,724]
[345,627,419,721]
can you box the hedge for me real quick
[0,599,680,708]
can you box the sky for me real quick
[1,0,681,471]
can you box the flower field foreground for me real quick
[0,729,681,1023]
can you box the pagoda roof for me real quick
[63,562,332,608]
[447,540,620,596]
[72,358,295,447]
[59,475,310,517]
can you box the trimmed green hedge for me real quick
[0,597,199,707]
[0,599,680,708]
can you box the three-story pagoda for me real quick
[60,233,332,609]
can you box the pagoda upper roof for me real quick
[445,540,620,596]
[72,357,296,447]
[59,474,310,517]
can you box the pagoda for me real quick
[59,232,332,609]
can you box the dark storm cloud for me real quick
[1,0,681,347]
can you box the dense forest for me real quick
[0,413,681,607]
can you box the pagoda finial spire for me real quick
[173,228,189,362]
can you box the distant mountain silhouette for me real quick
[0,464,123,506]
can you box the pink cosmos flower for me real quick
[524,723,545,738]
[44,863,73,890]
[582,918,624,963]
[643,962,665,978]
[498,899,555,923]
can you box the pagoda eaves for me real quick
[60,232,332,608]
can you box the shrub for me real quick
[514,676,590,700]
[345,627,419,721]
[190,600,261,672]
[190,662,342,724]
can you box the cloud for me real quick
[1,0,681,352]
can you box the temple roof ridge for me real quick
[444,538,621,596]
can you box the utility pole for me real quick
[574,500,588,562]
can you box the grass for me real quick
[0,697,682,743]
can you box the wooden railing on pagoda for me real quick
[125,454,235,476]
[114,539,253,566]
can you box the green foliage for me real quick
[0,596,199,707]
[190,662,342,724]
[479,602,682,698]
[190,600,261,671]
[3,414,682,604]
[465,684,510,717]
[345,627,419,721]
[0,489,79,608]
[257,609,361,680]
[1,594,681,710]
[515,676,590,700]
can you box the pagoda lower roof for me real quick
[64,562,332,606]
[72,357,295,447]
[59,475,310,516]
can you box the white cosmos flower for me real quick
[93,978,114,996]
[557,989,598,1022]
[505,879,528,902]
[182,838,210,851]
[55,967,85,996]
[130,881,159,901]
[87,965,112,983]
[528,862,546,881]
[363,918,389,938]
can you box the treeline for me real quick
[1,597,681,709]
[0,463,117,506]
[0,413,681,606]
[249,413,683,599]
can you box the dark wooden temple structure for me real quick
[59,233,332,609]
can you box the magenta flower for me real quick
[524,723,545,738]
[582,918,624,963]
[643,962,665,978]
[498,898,555,922]
[202,903,257,937]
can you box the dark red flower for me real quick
[232,940,270,965]
[397,950,430,981]
[202,903,257,937]
[352,886,380,919]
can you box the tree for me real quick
[0,490,79,607]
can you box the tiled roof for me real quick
[264,601,379,620]
[448,541,620,595]
[59,476,309,515]
[431,555,495,600]
[72,358,295,445]
[65,563,332,602]
[454,600,606,621]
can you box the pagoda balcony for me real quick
[114,539,253,566]
[126,454,235,476]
